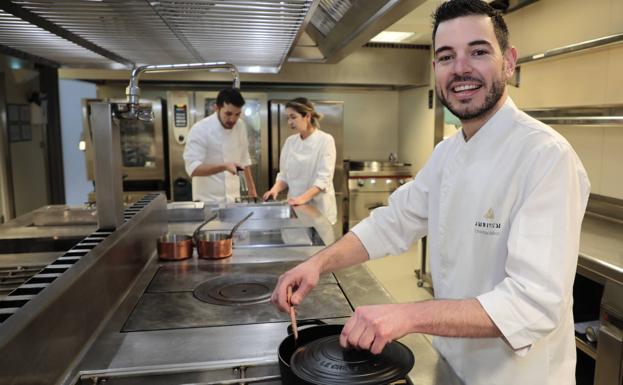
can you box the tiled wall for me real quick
[506,0,623,199]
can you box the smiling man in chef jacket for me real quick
[183,88,257,204]
[271,0,590,384]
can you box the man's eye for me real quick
[473,49,488,56]
[437,55,453,62]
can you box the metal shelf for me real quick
[525,105,623,126]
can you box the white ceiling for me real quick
[377,0,498,45]
[383,0,446,44]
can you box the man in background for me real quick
[183,88,257,204]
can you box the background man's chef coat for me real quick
[183,113,252,204]
[352,98,590,385]
[276,129,337,224]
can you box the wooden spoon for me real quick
[287,286,299,342]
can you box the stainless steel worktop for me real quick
[3,195,622,385]
[61,202,461,385]
[578,213,623,285]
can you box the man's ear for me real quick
[503,46,518,78]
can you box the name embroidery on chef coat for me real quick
[474,208,503,235]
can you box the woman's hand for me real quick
[263,189,278,201]
[287,195,309,206]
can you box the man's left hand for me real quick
[340,304,412,355]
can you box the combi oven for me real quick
[81,98,166,202]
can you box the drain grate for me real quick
[0,265,46,299]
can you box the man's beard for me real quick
[437,75,505,121]
[217,114,234,129]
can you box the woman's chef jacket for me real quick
[183,113,252,204]
[352,98,590,385]
[276,129,337,224]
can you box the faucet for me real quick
[123,62,241,121]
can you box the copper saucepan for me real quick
[195,212,253,259]
[157,233,193,261]
[157,213,218,261]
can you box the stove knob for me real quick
[357,179,365,187]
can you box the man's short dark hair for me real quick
[432,0,509,52]
[216,88,245,108]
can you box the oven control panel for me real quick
[168,92,191,145]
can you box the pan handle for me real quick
[286,319,326,335]
[192,213,218,244]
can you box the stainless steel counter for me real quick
[60,202,461,385]
[578,213,623,285]
[4,196,622,385]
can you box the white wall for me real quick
[505,0,623,199]
[59,79,96,204]
[398,86,435,173]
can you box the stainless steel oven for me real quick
[82,98,165,182]
[346,161,412,230]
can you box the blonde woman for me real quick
[263,98,337,225]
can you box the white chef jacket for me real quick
[352,97,590,385]
[276,129,337,224]
[183,113,252,204]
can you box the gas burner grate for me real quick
[0,265,46,298]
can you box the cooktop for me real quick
[122,261,352,332]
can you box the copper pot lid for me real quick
[193,273,277,306]
[290,335,414,385]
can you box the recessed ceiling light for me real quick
[370,31,415,43]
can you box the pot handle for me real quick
[287,319,326,335]
[192,213,218,245]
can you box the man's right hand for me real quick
[224,162,242,175]
[271,259,322,312]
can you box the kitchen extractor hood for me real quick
[290,0,428,63]
[0,0,319,73]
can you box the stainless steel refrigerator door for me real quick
[269,100,345,233]
[193,92,269,196]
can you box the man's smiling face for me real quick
[433,15,515,122]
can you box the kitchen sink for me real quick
[200,227,324,248]
[218,202,296,222]
[0,236,85,254]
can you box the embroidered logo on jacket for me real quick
[475,208,502,235]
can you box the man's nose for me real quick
[453,53,472,74]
